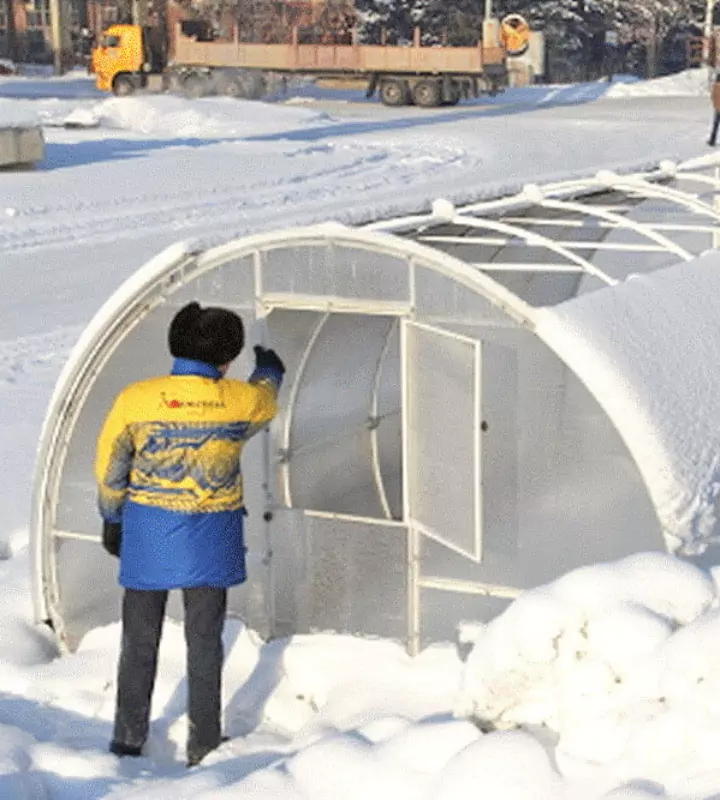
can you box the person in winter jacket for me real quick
[95,301,285,767]
[709,73,720,146]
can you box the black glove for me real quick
[102,521,122,558]
[254,345,285,377]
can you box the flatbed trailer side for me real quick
[169,27,508,105]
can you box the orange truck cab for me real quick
[92,25,144,93]
[92,24,168,95]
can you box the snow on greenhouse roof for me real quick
[536,251,720,556]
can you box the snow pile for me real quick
[3,522,720,797]
[75,95,332,138]
[536,255,720,554]
[607,68,710,99]
[456,553,720,794]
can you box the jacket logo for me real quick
[159,392,226,410]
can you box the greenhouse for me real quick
[31,158,720,654]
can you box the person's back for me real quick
[97,363,278,590]
[95,301,285,767]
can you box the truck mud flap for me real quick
[365,73,379,98]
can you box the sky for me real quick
[2,68,720,798]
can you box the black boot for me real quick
[110,741,143,757]
[186,736,229,768]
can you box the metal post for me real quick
[49,0,63,74]
[132,0,148,26]
[705,0,716,72]
[484,0,492,22]
[714,166,720,250]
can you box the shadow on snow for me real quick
[42,137,231,169]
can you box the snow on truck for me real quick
[91,13,537,108]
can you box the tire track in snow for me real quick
[0,141,471,255]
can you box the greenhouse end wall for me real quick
[32,229,666,653]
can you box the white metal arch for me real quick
[421,212,617,286]
[596,171,720,225]
[533,196,694,263]
[365,161,720,280]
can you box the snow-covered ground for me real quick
[2,69,720,797]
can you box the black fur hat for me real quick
[168,302,245,366]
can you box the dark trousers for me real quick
[113,586,227,755]
[710,112,720,146]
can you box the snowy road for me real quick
[0,79,713,342]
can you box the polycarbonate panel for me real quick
[291,429,380,517]
[171,256,256,309]
[413,265,518,327]
[53,537,122,650]
[288,314,396,515]
[419,587,513,647]
[482,269,583,307]
[55,307,176,537]
[479,340,518,558]
[404,321,480,560]
[260,243,410,302]
[294,515,407,641]
[428,324,663,591]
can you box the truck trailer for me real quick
[91,14,535,107]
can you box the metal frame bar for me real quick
[52,530,101,543]
[370,318,400,521]
[418,576,522,599]
[420,234,675,254]
[400,318,420,656]
[600,174,720,225]
[535,197,693,262]
[303,509,406,527]
[446,216,617,286]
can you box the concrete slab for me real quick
[0,126,45,168]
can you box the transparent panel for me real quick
[293,515,407,641]
[266,508,307,638]
[288,314,396,517]
[56,307,177,537]
[412,323,664,598]
[53,536,122,650]
[480,340,518,558]
[261,244,409,302]
[414,265,520,328]
[405,322,480,560]
[419,587,514,647]
[171,256,256,309]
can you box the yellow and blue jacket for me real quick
[95,357,282,590]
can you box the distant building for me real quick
[0,0,88,63]
[0,0,354,64]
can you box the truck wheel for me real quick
[183,75,207,99]
[112,75,136,97]
[379,79,410,107]
[242,72,266,100]
[412,79,442,108]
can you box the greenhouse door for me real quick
[402,320,483,653]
